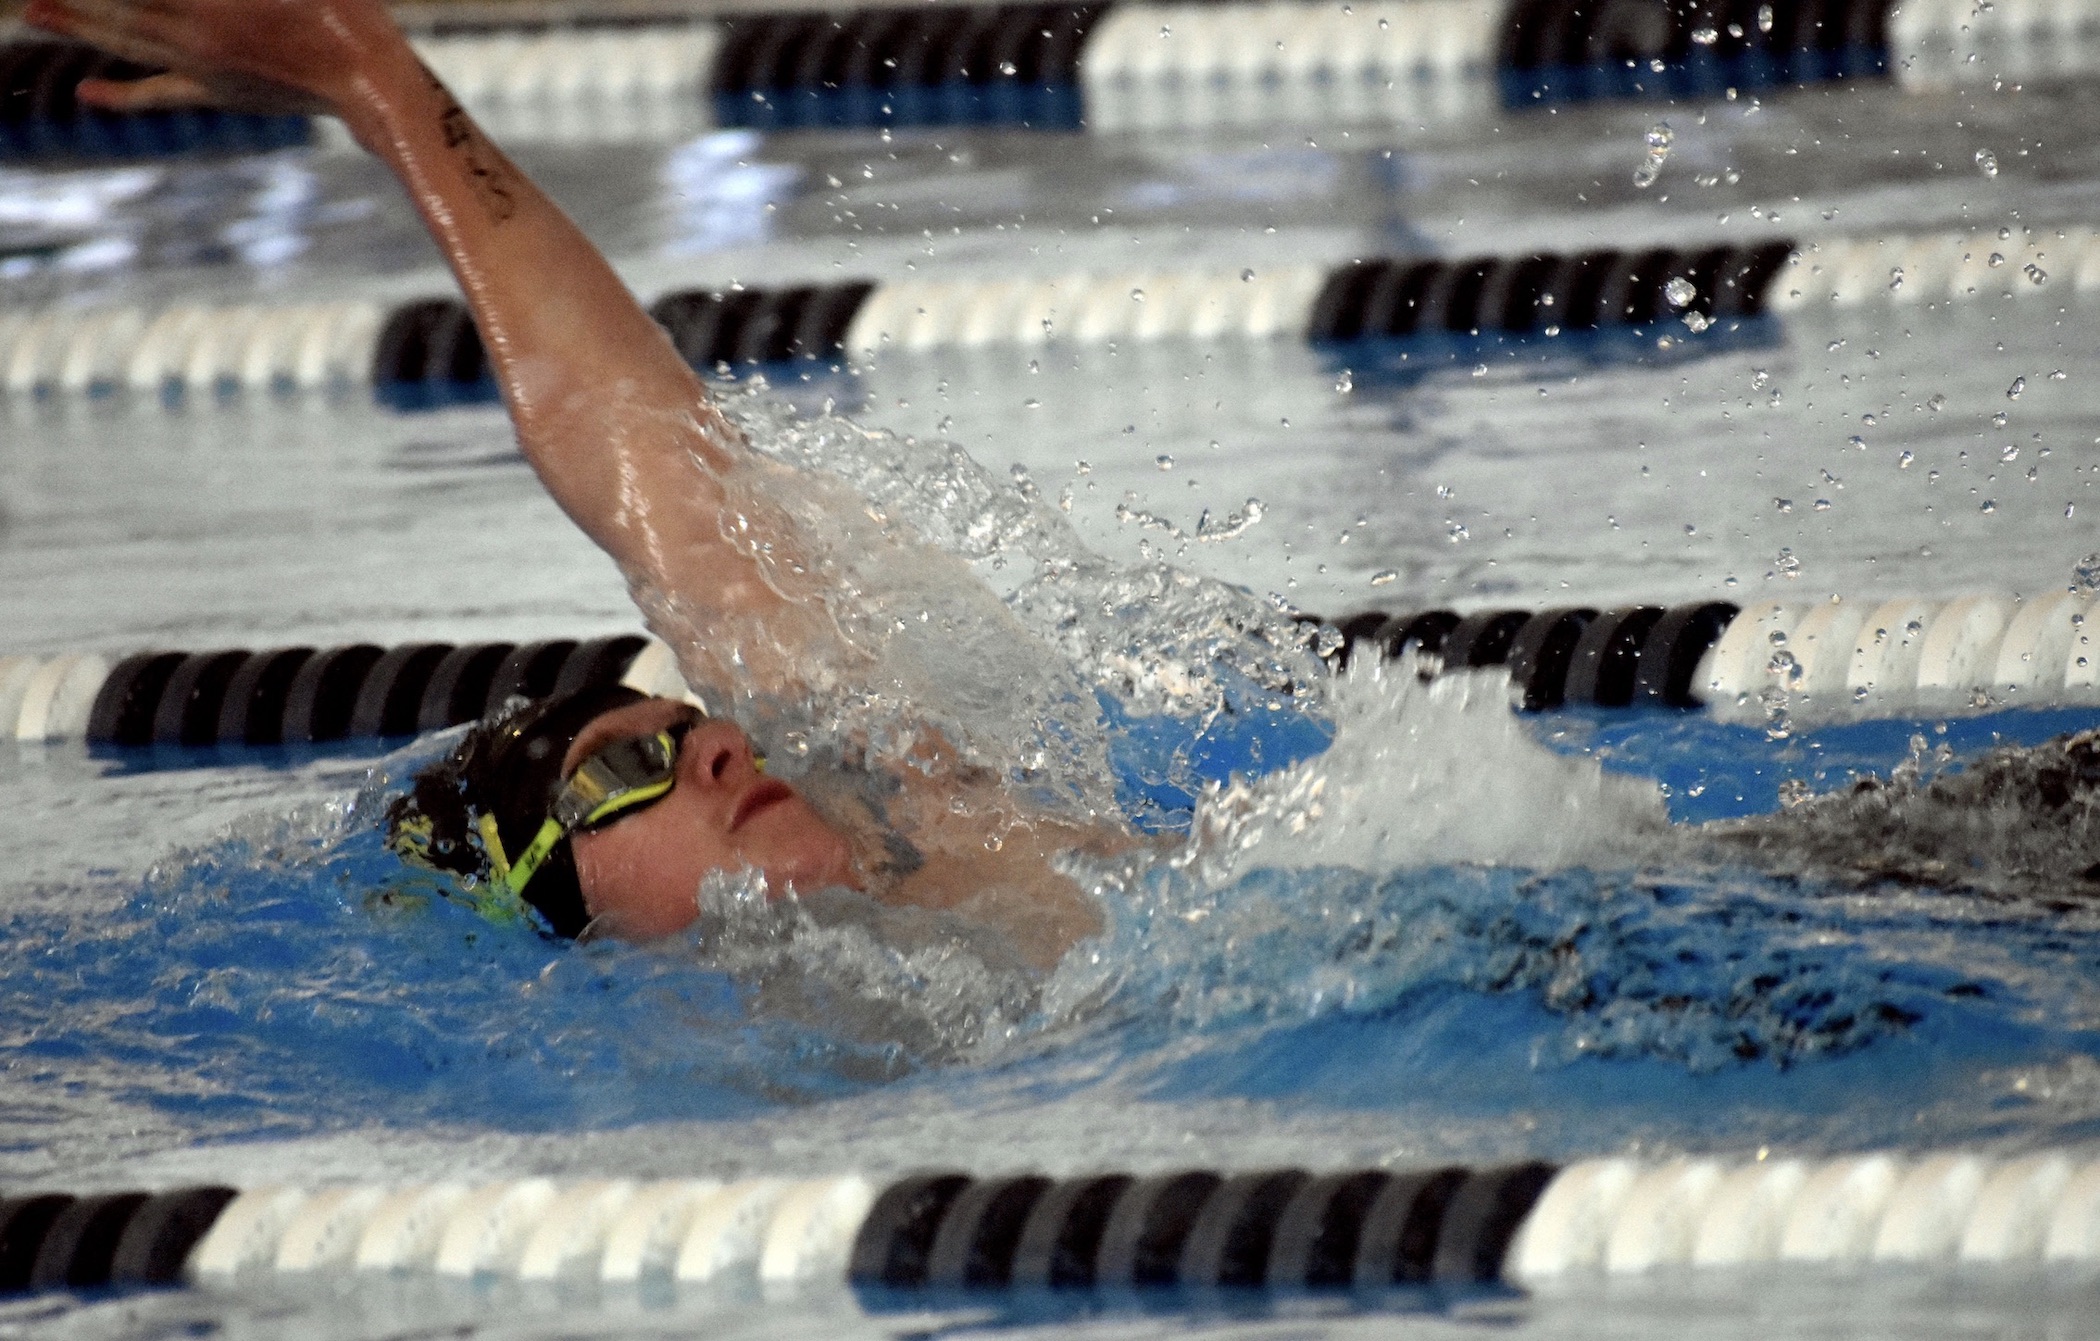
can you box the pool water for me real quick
[7,60,2100,1340]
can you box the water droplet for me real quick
[1992,411,2010,427]
[1155,454,1173,470]
[2008,376,2026,399]
[1888,267,1905,291]
[1664,276,1698,308]
[1633,121,1673,189]
[1758,3,1776,30]
[999,60,1018,75]
[2001,443,2019,461]
[1159,23,1171,36]
[1980,499,1998,513]
[1751,368,1771,390]
[1862,413,1879,425]
[1129,287,1145,303]
[1240,268,1256,282]
[1813,498,1831,511]
[1691,24,1719,43]
[1684,523,1699,536]
[1775,547,1800,578]
[1334,369,1354,394]
[1905,619,1924,637]
[1899,449,1915,468]
[1775,497,1794,513]
[2074,553,2100,593]
[1926,393,1947,412]
[1848,435,1865,450]
[1023,398,1041,409]
[2026,263,2048,285]
[1682,310,1712,332]
[1988,252,2006,268]
[1472,363,1488,376]
[1975,148,1999,177]
[1369,569,1397,586]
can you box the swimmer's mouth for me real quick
[731,780,795,831]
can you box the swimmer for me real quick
[25,0,1125,968]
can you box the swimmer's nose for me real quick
[683,719,755,789]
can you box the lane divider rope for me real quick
[0,634,688,746]
[1767,226,2100,310]
[0,240,1804,407]
[11,591,2099,749]
[8,1149,2100,1303]
[408,22,721,145]
[18,0,2089,160]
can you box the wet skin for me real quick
[562,697,858,938]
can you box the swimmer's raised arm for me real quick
[26,0,835,683]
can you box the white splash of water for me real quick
[1164,656,1670,889]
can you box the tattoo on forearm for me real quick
[422,65,517,224]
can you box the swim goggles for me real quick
[474,718,695,917]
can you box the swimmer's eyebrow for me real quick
[562,700,698,777]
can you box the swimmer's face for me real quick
[562,697,855,938]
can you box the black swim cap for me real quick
[387,683,647,938]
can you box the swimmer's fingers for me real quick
[23,0,370,114]
[75,72,213,111]
[23,0,192,71]
[77,70,329,115]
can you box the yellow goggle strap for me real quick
[479,729,680,920]
[484,816,566,917]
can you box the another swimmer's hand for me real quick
[23,0,396,119]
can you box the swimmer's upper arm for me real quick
[322,27,827,663]
[24,0,830,684]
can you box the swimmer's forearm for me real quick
[336,43,772,554]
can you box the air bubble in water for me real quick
[2008,376,2026,399]
[1975,148,1999,177]
[1633,121,1673,189]
[1664,276,1697,308]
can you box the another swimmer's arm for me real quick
[25,0,819,639]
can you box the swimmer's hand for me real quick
[22,0,388,120]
